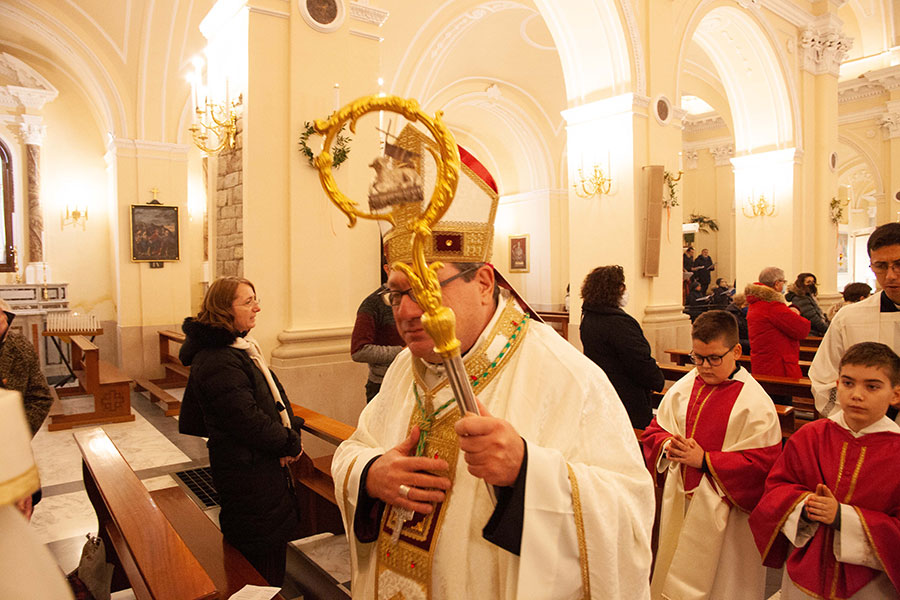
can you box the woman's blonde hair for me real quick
[197,276,255,332]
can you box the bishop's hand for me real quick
[365,425,451,514]
[455,399,524,487]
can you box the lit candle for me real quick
[224,77,230,107]
[333,83,340,111]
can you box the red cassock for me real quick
[749,419,900,598]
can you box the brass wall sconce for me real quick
[743,193,776,218]
[61,204,88,230]
[188,57,238,155]
[573,165,612,198]
[189,97,238,155]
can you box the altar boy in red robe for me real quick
[642,310,782,600]
[749,342,900,599]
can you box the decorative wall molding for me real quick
[349,1,389,26]
[683,150,699,170]
[838,106,887,125]
[0,52,55,91]
[879,101,900,139]
[839,65,900,103]
[799,16,852,77]
[18,115,46,146]
[682,112,727,133]
[349,29,383,41]
[272,326,354,360]
[710,144,735,166]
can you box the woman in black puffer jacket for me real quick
[580,265,665,429]
[178,276,303,586]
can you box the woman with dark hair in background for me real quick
[580,265,665,428]
[785,272,829,335]
[178,277,304,586]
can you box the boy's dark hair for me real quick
[842,282,872,303]
[691,310,739,347]
[840,342,900,386]
[866,223,900,256]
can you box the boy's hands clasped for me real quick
[667,434,705,469]
[805,484,839,526]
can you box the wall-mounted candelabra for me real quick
[188,57,238,155]
[573,164,613,198]
[743,193,776,218]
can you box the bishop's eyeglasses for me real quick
[378,266,478,308]
[688,344,737,366]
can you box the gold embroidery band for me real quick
[760,492,813,562]
[566,463,591,600]
[854,505,888,573]
[843,447,866,504]
[0,464,39,506]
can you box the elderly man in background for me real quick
[745,267,811,385]
[810,222,900,419]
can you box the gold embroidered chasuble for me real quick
[332,295,656,600]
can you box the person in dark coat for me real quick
[725,293,751,354]
[691,248,716,294]
[745,267,811,380]
[178,276,304,586]
[784,272,829,336]
[580,265,665,428]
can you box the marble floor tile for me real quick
[290,532,351,587]
[31,405,190,488]
[141,474,179,491]
[30,490,98,545]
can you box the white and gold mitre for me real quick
[375,124,499,266]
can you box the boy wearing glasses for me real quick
[751,342,900,599]
[642,310,782,600]
[811,222,900,421]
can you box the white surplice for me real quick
[809,291,900,421]
[331,296,655,600]
[650,368,781,600]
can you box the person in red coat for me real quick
[745,267,811,381]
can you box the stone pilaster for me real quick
[215,115,243,277]
[25,145,42,263]
[18,116,47,265]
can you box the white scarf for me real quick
[231,335,292,428]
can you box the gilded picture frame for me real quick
[130,205,180,262]
[509,234,529,273]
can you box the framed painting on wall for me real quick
[509,234,529,273]
[130,204,180,262]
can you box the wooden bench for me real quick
[289,404,357,537]
[665,348,812,377]
[153,329,189,387]
[657,363,798,436]
[76,427,283,600]
[48,335,134,431]
[135,330,189,416]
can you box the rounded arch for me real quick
[676,3,796,154]
[838,134,884,209]
[0,4,125,136]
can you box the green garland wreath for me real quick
[663,170,679,208]
[298,121,352,169]
[830,196,845,225]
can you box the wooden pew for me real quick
[76,428,217,599]
[289,404,357,537]
[656,363,799,436]
[665,349,812,377]
[135,330,189,416]
[48,335,134,431]
[154,329,189,387]
[76,427,283,600]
